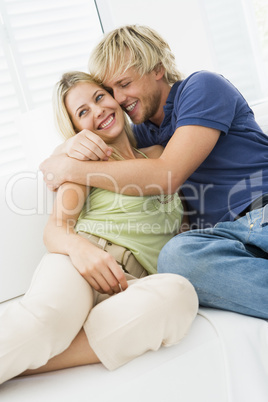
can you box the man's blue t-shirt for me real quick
[133,71,268,228]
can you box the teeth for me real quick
[126,101,137,112]
[99,115,114,129]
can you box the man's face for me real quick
[103,67,163,125]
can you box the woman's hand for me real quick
[43,182,128,296]
[64,129,113,161]
[68,236,128,295]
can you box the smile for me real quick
[125,101,137,112]
[98,114,115,129]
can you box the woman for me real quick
[0,72,198,385]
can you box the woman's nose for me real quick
[93,105,104,118]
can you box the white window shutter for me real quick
[0,22,26,175]
[201,0,268,102]
[0,0,104,176]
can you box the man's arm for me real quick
[40,125,221,195]
[51,129,113,161]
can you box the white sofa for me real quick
[0,103,268,402]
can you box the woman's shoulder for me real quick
[138,145,164,159]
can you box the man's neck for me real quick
[149,82,172,127]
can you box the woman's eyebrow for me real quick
[75,104,87,115]
[75,90,100,114]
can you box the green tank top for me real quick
[75,188,183,274]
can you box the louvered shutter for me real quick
[202,0,267,102]
[0,0,103,176]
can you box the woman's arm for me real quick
[44,182,127,294]
[40,125,220,194]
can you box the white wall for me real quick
[96,0,215,77]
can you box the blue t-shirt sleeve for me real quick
[175,71,241,134]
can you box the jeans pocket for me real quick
[261,204,268,226]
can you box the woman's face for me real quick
[65,81,125,143]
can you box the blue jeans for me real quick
[158,205,268,318]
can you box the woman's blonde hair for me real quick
[89,25,183,85]
[53,71,136,146]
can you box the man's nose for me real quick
[112,88,127,105]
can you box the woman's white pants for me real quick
[0,253,198,384]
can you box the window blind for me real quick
[201,0,267,102]
[0,11,26,176]
[0,0,103,176]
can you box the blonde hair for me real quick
[53,71,136,147]
[88,25,182,85]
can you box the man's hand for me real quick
[39,154,69,191]
[64,129,112,161]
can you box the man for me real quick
[40,25,268,318]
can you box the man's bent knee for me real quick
[157,235,194,277]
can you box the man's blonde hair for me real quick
[53,71,135,146]
[89,25,182,85]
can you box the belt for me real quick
[235,194,268,220]
[77,231,148,278]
